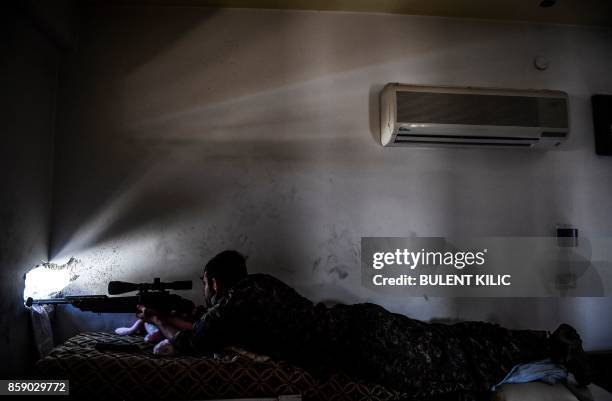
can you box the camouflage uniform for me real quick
[171,274,549,400]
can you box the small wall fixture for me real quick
[556,225,578,247]
[534,56,549,71]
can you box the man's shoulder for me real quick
[233,273,291,292]
[229,273,312,307]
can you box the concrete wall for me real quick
[51,6,612,349]
[0,5,61,377]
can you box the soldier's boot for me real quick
[549,323,593,386]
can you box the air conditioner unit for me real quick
[380,84,569,149]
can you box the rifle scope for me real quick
[108,277,192,295]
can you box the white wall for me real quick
[51,6,612,349]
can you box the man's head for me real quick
[202,250,247,306]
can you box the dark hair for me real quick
[204,250,247,288]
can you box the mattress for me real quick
[33,332,403,400]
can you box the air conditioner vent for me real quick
[395,133,539,141]
[541,131,568,138]
[395,139,534,147]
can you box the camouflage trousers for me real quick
[324,303,550,400]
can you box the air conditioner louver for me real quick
[380,84,569,150]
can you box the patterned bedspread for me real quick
[33,332,404,400]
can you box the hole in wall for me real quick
[23,257,80,301]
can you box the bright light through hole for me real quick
[23,264,71,301]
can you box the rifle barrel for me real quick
[26,295,109,307]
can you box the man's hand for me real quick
[136,304,180,341]
[136,304,161,325]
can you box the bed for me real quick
[33,332,403,400]
[34,332,611,401]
